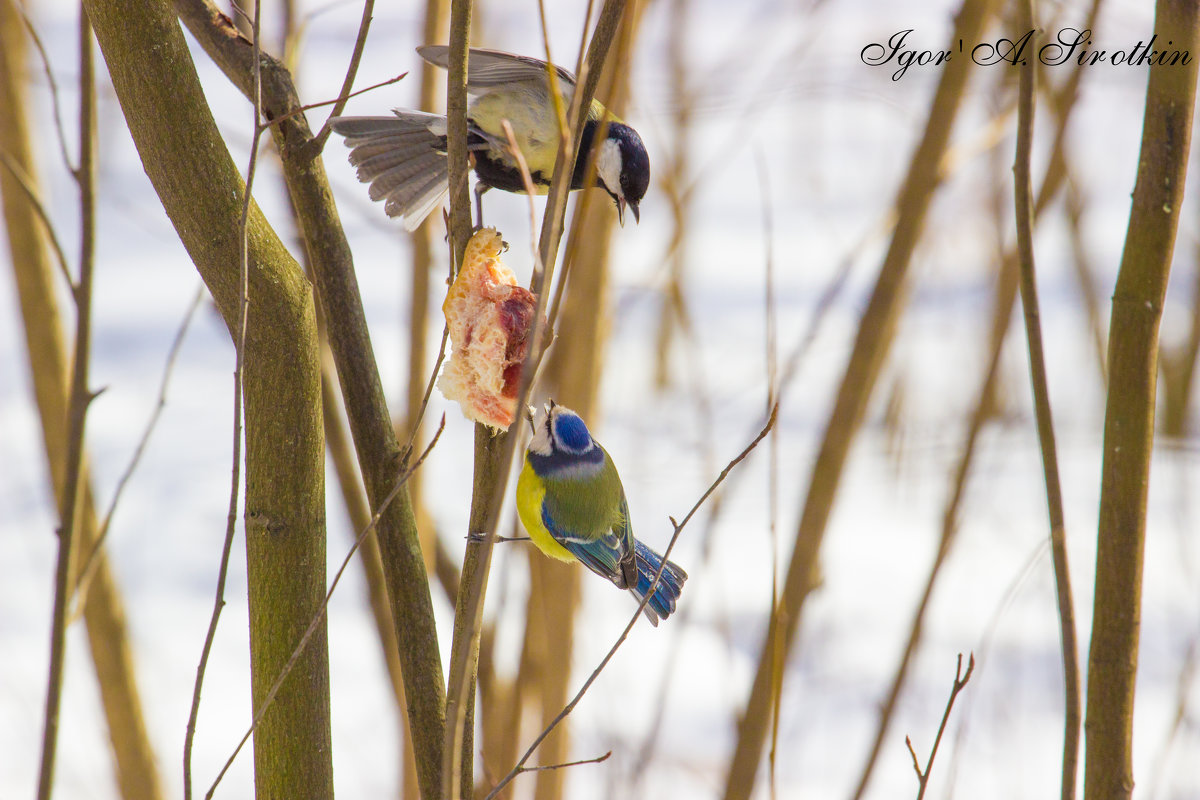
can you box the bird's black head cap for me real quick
[611,122,650,221]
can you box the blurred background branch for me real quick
[0,2,163,796]
[5,1,1200,798]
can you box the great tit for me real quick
[329,46,650,231]
[516,401,686,625]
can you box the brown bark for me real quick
[1085,3,1200,799]
[80,0,334,796]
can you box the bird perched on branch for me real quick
[516,402,686,625]
[329,45,650,231]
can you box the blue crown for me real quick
[553,411,593,453]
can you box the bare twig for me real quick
[410,328,450,459]
[14,5,74,171]
[183,2,265,793]
[35,12,97,799]
[0,151,74,288]
[544,34,625,340]
[443,0,473,271]
[484,405,778,800]
[308,0,374,147]
[544,24,625,337]
[439,5,479,795]
[536,0,568,141]
[520,750,611,774]
[534,0,623,285]
[1146,636,1200,800]
[269,71,407,132]
[905,653,974,800]
[205,417,446,797]
[70,283,206,618]
[499,119,543,268]
[1012,9,1080,800]
[940,539,1050,796]
[756,148,784,800]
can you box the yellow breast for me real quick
[516,459,576,562]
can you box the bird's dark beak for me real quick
[629,199,640,224]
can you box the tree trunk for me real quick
[80,0,334,796]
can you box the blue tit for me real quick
[330,46,650,231]
[516,401,686,625]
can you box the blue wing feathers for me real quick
[542,503,624,581]
[539,485,686,625]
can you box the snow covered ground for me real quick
[3,0,1199,798]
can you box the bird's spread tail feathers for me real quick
[630,540,687,626]
[330,111,450,231]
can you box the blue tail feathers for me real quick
[631,539,688,625]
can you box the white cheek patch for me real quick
[529,422,553,456]
[596,138,624,197]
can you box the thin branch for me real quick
[496,113,563,404]
[756,147,783,800]
[520,750,611,774]
[308,0,374,147]
[534,0,623,288]
[444,0,473,270]
[35,10,97,799]
[440,5,479,794]
[499,119,543,267]
[1146,636,1200,800]
[484,405,778,800]
[442,6,628,797]
[544,20,626,338]
[70,283,206,618]
[0,151,75,288]
[269,71,407,132]
[206,416,446,798]
[183,1,265,793]
[536,0,568,141]
[905,736,922,781]
[408,327,450,460]
[15,4,74,172]
[1012,9,1080,800]
[906,653,974,800]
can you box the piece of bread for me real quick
[438,228,537,429]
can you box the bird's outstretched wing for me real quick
[418,45,577,92]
